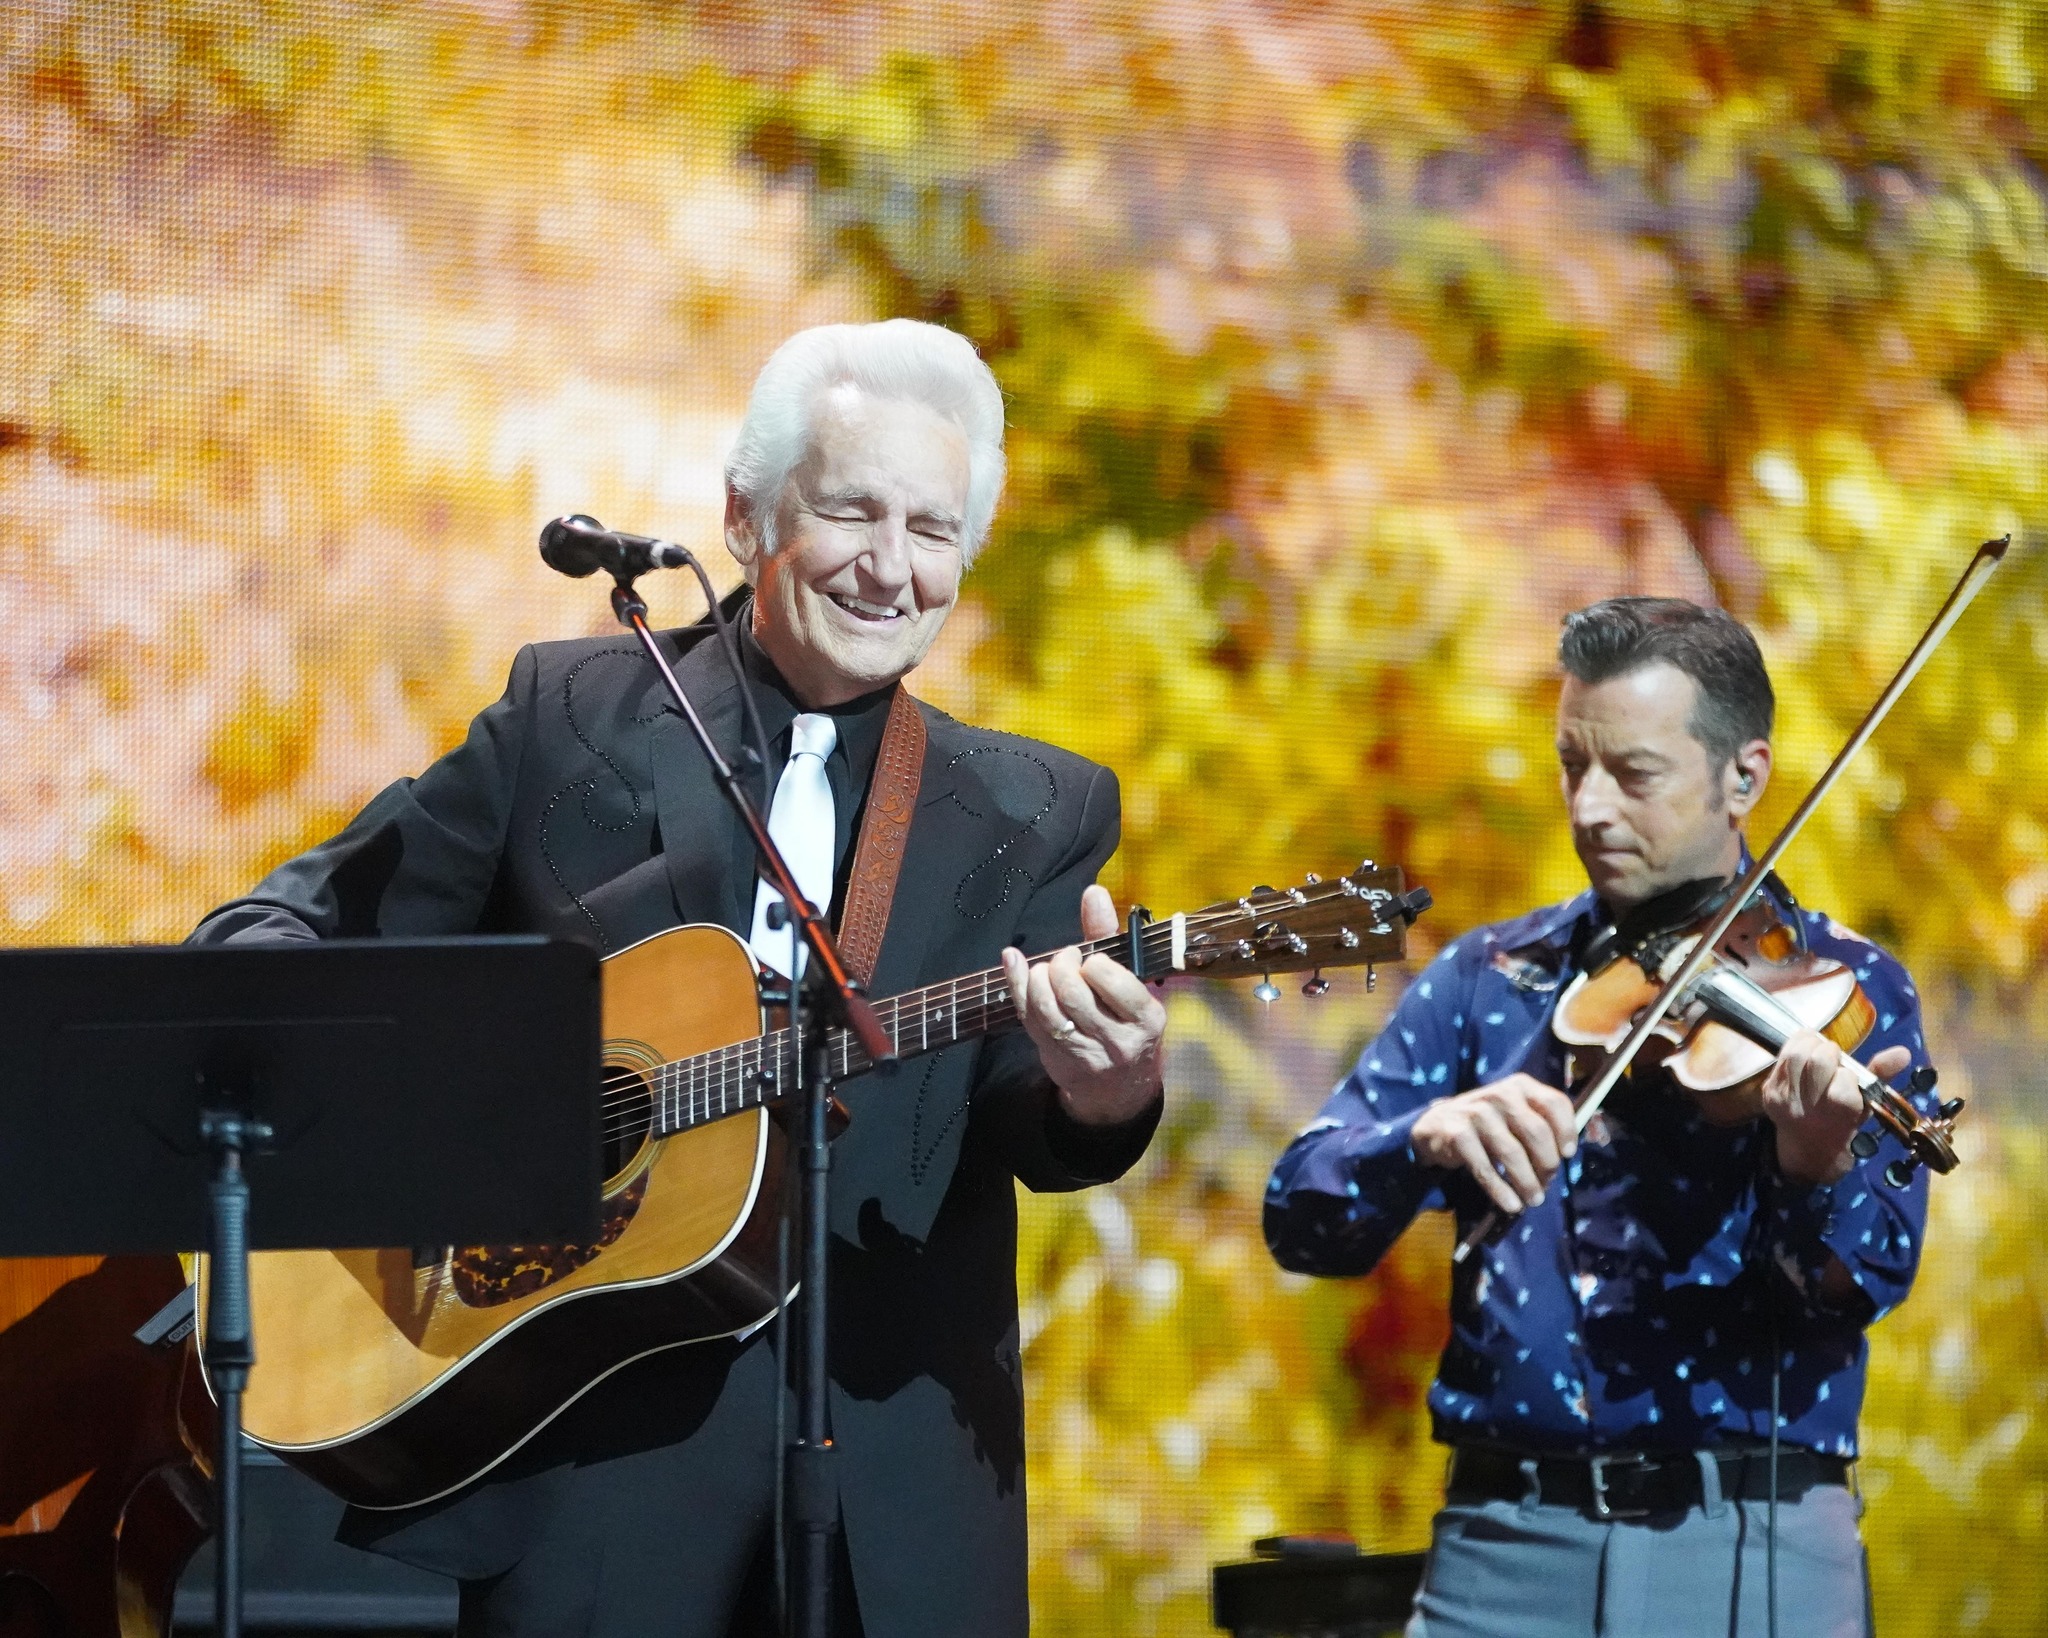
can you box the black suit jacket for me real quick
[191,621,1159,1633]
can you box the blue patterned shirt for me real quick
[1264,885,1935,1458]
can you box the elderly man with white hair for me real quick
[192,319,1168,1636]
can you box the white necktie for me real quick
[749,712,839,981]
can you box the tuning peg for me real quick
[1366,965,1377,993]
[1939,1098,1965,1120]
[1849,1130,1879,1160]
[1906,1065,1939,1097]
[1356,859,1376,873]
[1883,1159,1919,1189]
[1301,971,1331,997]
[1253,974,1281,1004]
[1303,872,1322,885]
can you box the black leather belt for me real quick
[1448,1445,1853,1521]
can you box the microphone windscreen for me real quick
[539,514,607,577]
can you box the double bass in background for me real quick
[0,1256,212,1638]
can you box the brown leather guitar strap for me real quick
[835,686,927,987]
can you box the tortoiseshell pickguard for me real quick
[449,1173,648,1309]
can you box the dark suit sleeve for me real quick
[972,763,1163,1193]
[189,646,537,945]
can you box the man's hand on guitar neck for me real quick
[1001,884,1167,1127]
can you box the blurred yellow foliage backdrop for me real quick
[3,3,2045,1632]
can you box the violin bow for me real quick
[1453,533,2011,1266]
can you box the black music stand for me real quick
[0,936,605,1638]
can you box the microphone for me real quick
[539,514,691,580]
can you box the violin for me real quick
[1550,874,1960,1180]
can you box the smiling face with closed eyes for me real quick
[726,384,969,708]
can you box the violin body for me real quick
[0,1257,212,1638]
[1554,899,1876,1124]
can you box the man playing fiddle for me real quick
[1265,599,1934,1638]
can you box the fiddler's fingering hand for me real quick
[1762,1028,1913,1186]
[1000,883,1167,1127]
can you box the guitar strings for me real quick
[591,928,1179,1144]
[591,919,1196,1145]
[591,910,1375,1144]
[590,901,1383,1142]
[591,898,1384,1144]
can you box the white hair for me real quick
[724,319,1007,565]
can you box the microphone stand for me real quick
[604,570,893,1638]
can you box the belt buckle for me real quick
[1588,1452,1654,1521]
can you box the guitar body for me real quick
[0,1255,213,1638]
[217,924,786,1510]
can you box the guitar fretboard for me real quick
[646,925,1173,1138]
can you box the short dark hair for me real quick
[1557,598,1775,767]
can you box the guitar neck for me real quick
[642,863,1420,1138]
[647,920,1186,1139]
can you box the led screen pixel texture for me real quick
[3,4,2046,1633]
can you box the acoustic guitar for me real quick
[202,865,1424,1510]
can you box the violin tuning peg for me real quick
[1849,1130,1880,1160]
[1939,1098,1966,1120]
[1301,971,1331,998]
[1906,1065,1939,1097]
[1252,975,1281,1005]
[1883,1159,1919,1189]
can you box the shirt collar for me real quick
[1514,841,1777,959]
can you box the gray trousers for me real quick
[1407,1455,1872,1638]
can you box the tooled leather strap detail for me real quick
[836,687,926,986]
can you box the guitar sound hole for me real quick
[602,1063,654,1183]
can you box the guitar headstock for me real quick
[1155,863,1430,991]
